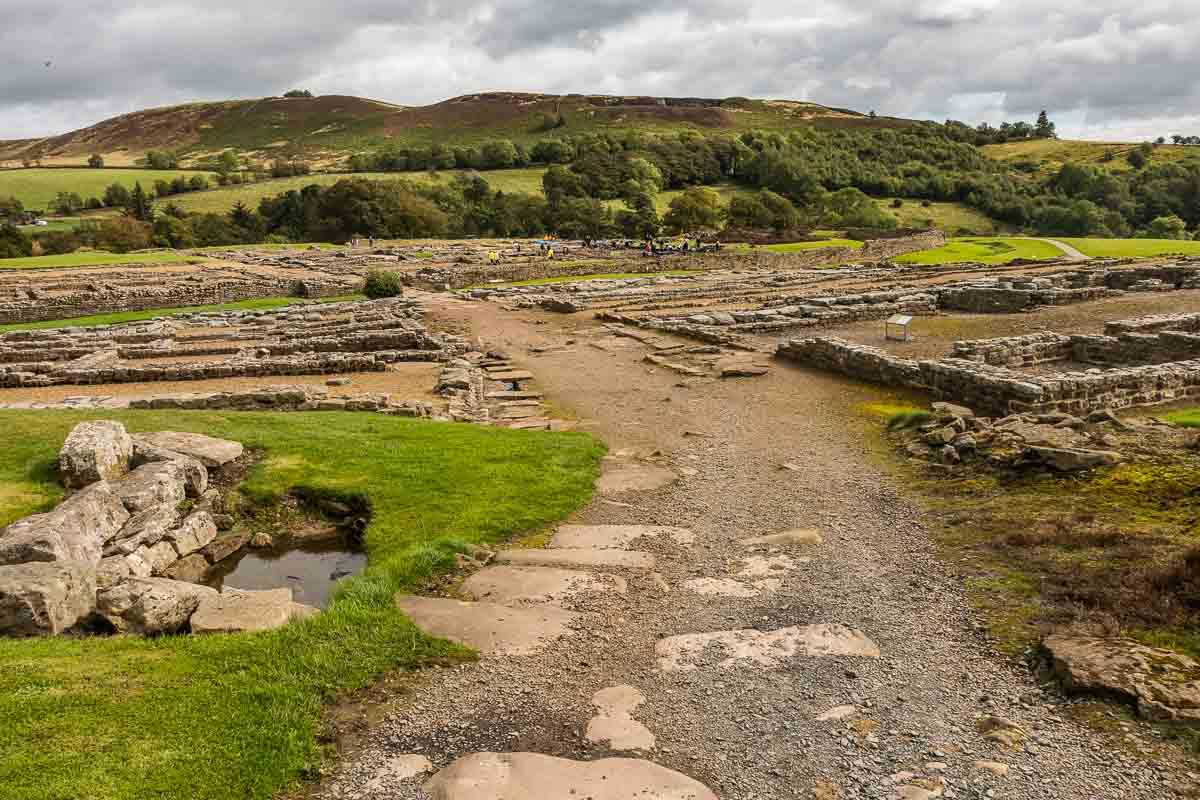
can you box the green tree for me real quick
[480,140,519,169]
[662,187,723,234]
[616,191,660,238]
[87,153,104,168]
[103,183,131,208]
[144,150,178,169]
[0,223,32,258]
[94,217,154,252]
[363,270,405,298]
[1035,110,1056,139]
[125,182,154,221]
[52,192,84,215]
[1143,214,1189,239]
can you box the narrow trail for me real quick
[1030,238,1091,262]
[316,298,1181,800]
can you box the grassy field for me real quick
[16,217,86,233]
[0,295,365,334]
[0,168,217,210]
[874,198,1013,235]
[983,139,1199,176]
[1161,407,1200,428]
[894,236,1065,265]
[169,168,550,214]
[0,250,200,270]
[0,409,603,800]
[1054,237,1200,258]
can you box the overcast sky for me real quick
[1,0,1195,142]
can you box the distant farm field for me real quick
[0,168,217,210]
[894,237,1065,265]
[0,250,200,270]
[874,198,1012,235]
[168,168,550,214]
[982,139,1200,175]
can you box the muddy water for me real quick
[207,540,367,608]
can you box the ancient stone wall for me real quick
[859,229,947,260]
[950,333,1074,367]
[777,335,1200,416]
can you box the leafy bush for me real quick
[363,270,404,299]
[886,410,933,430]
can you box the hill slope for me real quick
[0,92,903,168]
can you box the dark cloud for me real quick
[0,0,1196,140]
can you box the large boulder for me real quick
[58,421,133,489]
[103,505,177,557]
[1044,635,1200,722]
[0,561,96,636]
[97,578,218,635]
[134,432,243,468]
[131,441,208,497]
[1025,446,1123,472]
[115,461,186,513]
[0,481,129,566]
[164,511,217,558]
[190,587,316,634]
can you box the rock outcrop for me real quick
[0,481,129,565]
[96,577,218,635]
[1044,635,1200,723]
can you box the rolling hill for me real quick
[0,92,905,169]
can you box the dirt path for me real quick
[315,297,1184,799]
[1030,238,1091,262]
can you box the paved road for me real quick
[316,298,1186,800]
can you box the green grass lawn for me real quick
[0,250,199,270]
[0,168,218,210]
[1054,237,1200,258]
[0,409,603,800]
[0,295,365,334]
[893,236,1066,265]
[16,217,86,233]
[1161,407,1200,428]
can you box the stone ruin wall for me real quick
[778,335,1200,417]
[412,231,946,289]
[0,276,355,326]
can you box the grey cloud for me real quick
[1,0,1198,140]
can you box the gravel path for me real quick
[314,298,1187,800]
[1029,238,1091,262]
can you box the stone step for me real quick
[655,623,880,672]
[550,524,694,549]
[461,565,626,606]
[497,548,656,570]
[488,370,534,382]
[504,417,551,430]
[495,405,544,420]
[394,595,579,656]
[485,390,544,400]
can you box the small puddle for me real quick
[206,539,367,608]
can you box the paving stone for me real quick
[135,432,244,467]
[424,752,716,800]
[586,685,657,751]
[741,528,824,548]
[190,586,315,634]
[655,623,881,672]
[497,548,656,570]
[596,464,679,494]
[394,595,581,656]
[550,524,694,549]
[461,565,624,605]
[682,577,759,597]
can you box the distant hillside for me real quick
[982,138,1197,176]
[0,92,908,169]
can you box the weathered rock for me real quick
[133,540,179,576]
[96,577,217,635]
[103,504,177,557]
[424,753,716,800]
[1024,446,1123,472]
[161,553,210,583]
[1044,634,1200,722]
[190,587,315,634]
[131,441,208,497]
[550,524,694,549]
[58,420,133,488]
[394,595,579,655]
[116,461,187,512]
[596,464,678,494]
[497,548,655,570]
[134,432,244,468]
[932,401,975,420]
[0,481,129,566]
[165,511,218,557]
[977,715,1027,747]
[200,531,251,563]
[0,561,96,636]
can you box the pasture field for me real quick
[0,409,602,800]
[0,250,199,270]
[0,168,217,210]
[983,139,1199,175]
[874,198,1012,235]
